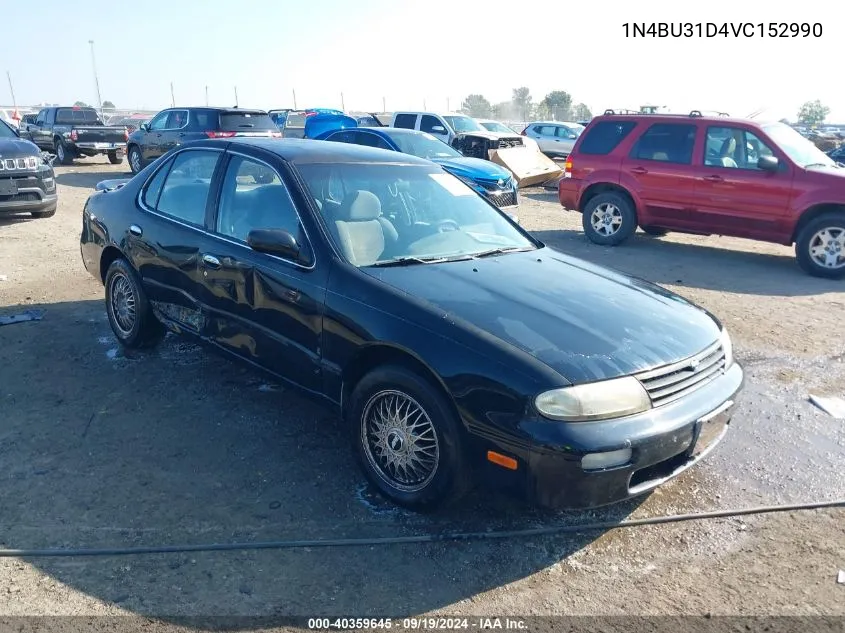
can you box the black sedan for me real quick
[80,138,744,511]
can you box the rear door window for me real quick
[151,150,221,226]
[355,131,393,150]
[629,123,697,164]
[578,121,637,155]
[393,114,417,129]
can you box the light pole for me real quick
[88,40,103,115]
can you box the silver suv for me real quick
[522,121,584,158]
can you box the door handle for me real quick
[630,167,648,174]
[702,175,723,182]
[129,224,142,236]
[284,289,300,302]
[202,254,221,269]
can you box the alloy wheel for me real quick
[808,227,845,270]
[361,390,440,493]
[590,202,623,236]
[108,272,137,337]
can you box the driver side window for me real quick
[149,111,170,131]
[705,127,776,170]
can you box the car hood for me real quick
[432,156,512,181]
[455,130,519,141]
[366,248,722,383]
[0,138,41,158]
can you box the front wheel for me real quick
[795,213,845,279]
[104,258,165,348]
[582,192,637,246]
[107,150,122,165]
[348,365,470,512]
[128,146,143,174]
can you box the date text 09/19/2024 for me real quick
[622,22,822,38]
[307,617,527,630]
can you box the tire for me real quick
[582,191,637,246]
[55,140,73,165]
[348,365,470,512]
[795,213,845,279]
[107,150,122,165]
[128,145,143,174]
[30,207,56,219]
[104,258,165,349]
[641,226,668,237]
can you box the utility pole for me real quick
[170,82,175,107]
[88,40,103,116]
[447,97,450,111]
[292,89,297,109]
[205,86,209,106]
[6,71,16,111]
[341,92,345,111]
[423,98,427,110]
[234,86,239,107]
[382,96,386,112]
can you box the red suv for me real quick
[558,110,845,278]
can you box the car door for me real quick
[197,148,328,392]
[554,125,579,156]
[143,110,172,160]
[530,125,557,154]
[419,115,450,144]
[157,109,189,156]
[31,109,50,148]
[129,147,225,335]
[691,125,793,239]
[620,122,700,227]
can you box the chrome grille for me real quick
[635,340,726,407]
[485,190,518,208]
[0,157,37,171]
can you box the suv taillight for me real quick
[563,157,572,177]
[70,130,78,142]
[205,131,236,138]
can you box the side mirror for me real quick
[431,125,446,133]
[140,123,150,132]
[757,155,779,172]
[247,228,302,261]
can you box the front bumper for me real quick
[521,362,744,510]
[0,173,57,214]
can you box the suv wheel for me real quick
[795,213,845,279]
[348,365,471,512]
[128,146,143,174]
[582,192,637,246]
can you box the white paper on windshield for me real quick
[429,173,473,196]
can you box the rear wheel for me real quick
[128,146,143,174]
[582,192,637,246]
[348,365,470,512]
[107,150,122,165]
[55,140,73,165]
[795,213,845,279]
[104,258,165,348]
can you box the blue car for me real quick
[315,127,519,222]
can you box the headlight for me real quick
[720,326,733,369]
[535,376,651,422]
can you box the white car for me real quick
[475,118,540,152]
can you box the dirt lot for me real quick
[1,160,844,628]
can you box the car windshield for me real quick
[0,120,16,139]
[762,122,836,168]
[565,124,585,137]
[481,121,515,133]
[443,115,484,133]
[296,163,536,267]
[390,132,462,159]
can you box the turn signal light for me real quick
[487,450,518,470]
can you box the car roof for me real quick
[593,113,769,127]
[164,107,268,115]
[183,137,433,165]
[530,121,582,126]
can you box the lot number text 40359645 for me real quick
[622,22,822,38]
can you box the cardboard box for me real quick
[489,146,563,188]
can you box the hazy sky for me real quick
[2,0,841,121]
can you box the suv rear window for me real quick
[579,121,637,155]
[219,112,276,132]
[393,114,417,129]
[56,108,101,125]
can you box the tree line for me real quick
[460,88,592,122]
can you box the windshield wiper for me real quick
[471,246,535,259]
[804,163,833,168]
[369,255,452,267]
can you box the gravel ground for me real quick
[0,160,843,629]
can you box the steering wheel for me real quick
[436,219,460,233]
